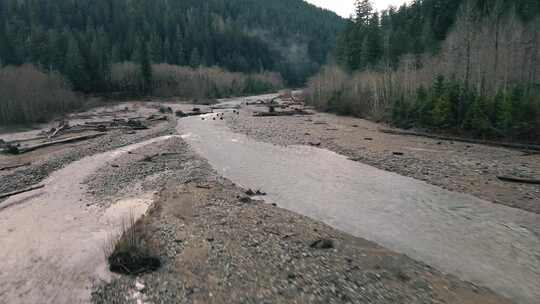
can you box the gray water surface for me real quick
[177,112,540,304]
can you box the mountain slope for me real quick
[0,0,345,89]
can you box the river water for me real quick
[177,109,540,304]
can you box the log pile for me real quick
[4,133,106,154]
[43,118,149,140]
[1,117,151,155]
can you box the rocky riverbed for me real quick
[0,98,523,304]
[91,160,510,304]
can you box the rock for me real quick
[135,280,145,291]
[239,196,251,203]
[395,270,411,282]
[310,239,334,249]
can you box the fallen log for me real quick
[254,109,313,117]
[6,133,105,154]
[0,185,45,200]
[379,129,540,151]
[522,151,540,157]
[497,176,540,185]
[175,110,213,118]
[48,126,65,139]
[0,162,31,171]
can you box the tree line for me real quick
[306,0,540,142]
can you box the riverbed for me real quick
[178,108,540,304]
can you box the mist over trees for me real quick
[307,0,540,142]
[0,0,345,90]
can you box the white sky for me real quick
[305,0,411,17]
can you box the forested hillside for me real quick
[307,0,540,142]
[0,0,345,91]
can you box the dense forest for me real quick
[306,0,540,142]
[0,0,344,90]
[0,0,345,125]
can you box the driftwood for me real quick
[497,176,540,185]
[140,152,182,162]
[0,185,45,200]
[175,110,213,118]
[48,121,70,139]
[522,151,540,156]
[7,133,105,154]
[0,162,31,171]
[254,109,313,117]
[379,129,540,151]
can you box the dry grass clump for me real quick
[105,215,160,275]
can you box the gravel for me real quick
[91,141,509,304]
[0,119,176,198]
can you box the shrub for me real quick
[0,65,81,125]
[110,63,283,99]
[106,215,160,275]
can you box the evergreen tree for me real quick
[355,0,373,25]
[0,0,346,88]
[65,35,87,91]
[189,48,201,68]
[139,41,152,94]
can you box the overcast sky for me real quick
[305,0,410,17]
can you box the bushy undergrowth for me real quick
[110,63,283,99]
[0,63,283,126]
[305,68,540,142]
[0,65,82,125]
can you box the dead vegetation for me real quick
[110,63,283,99]
[106,215,160,275]
[0,65,82,125]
